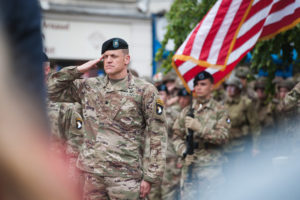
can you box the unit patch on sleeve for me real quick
[76,118,83,129]
[156,99,164,115]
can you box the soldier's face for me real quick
[179,96,190,109]
[194,79,213,99]
[158,91,168,104]
[278,87,289,99]
[226,85,239,97]
[256,88,266,100]
[103,49,130,78]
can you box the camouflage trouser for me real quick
[161,158,181,200]
[147,184,162,200]
[161,184,180,200]
[83,172,142,200]
[180,164,224,200]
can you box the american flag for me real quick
[172,0,300,92]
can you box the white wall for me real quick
[43,14,152,77]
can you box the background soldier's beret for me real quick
[193,71,214,86]
[101,38,128,54]
[178,88,190,97]
[156,84,169,94]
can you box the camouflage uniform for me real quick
[235,66,257,100]
[253,77,276,155]
[224,94,260,153]
[223,93,261,180]
[173,98,230,200]
[274,81,300,156]
[47,101,86,186]
[48,67,167,200]
[255,99,276,155]
[282,82,300,111]
[161,105,181,200]
[147,104,181,200]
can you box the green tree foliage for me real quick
[156,0,300,82]
[155,0,217,72]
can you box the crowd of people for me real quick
[1,1,298,199]
[45,37,300,200]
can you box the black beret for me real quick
[101,38,128,54]
[193,71,214,86]
[178,88,190,97]
[156,84,169,94]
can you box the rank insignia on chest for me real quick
[76,118,83,129]
[156,99,164,115]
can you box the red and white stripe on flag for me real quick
[172,0,300,92]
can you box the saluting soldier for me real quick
[172,71,230,200]
[48,38,167,200]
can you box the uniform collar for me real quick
[193,97,214,112]
[103,71,134,92]
[226,94,241,104]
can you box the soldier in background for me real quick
[163,70,179,107]
[282,81,300,111]
[153,72,164,87]
[44,54,85,191]
[280,81,300,155]
[160,84,182,200]
[48,38,167,199]
[223,75,261,178]
[254,77,276,159]
[235,66,257,100]
[177,87,191,110]
[213,82,226,103]
[274,79,297,156]
[173,71,230,200]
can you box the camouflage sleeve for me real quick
[200,109,230,145]
[246,101,261,149]
[142,85,167,184]
[58,104,72,142]
[47,66,84,103]
[172,108,188,157]
[283,82,300,111]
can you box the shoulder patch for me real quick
[226,117,231,124]
[156,99,164,115]
[76,118,83,129]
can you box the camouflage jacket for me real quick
[172,98,230,166]
[283,82,300,111]
[255,100,275,130]
[224,95,261,152]
[47,66,167,183]
[47,101,85,157]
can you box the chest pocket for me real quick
[228,102,247,127]
[114,95,144,130]
[193,109,217,138]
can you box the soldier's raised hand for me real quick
[77,55,103,73]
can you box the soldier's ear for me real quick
[124,55,130,65]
